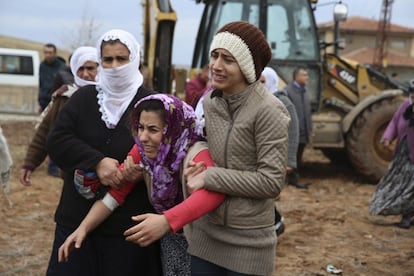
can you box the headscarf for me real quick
[132,94,202,213]
[69,46,98,87]
[96,29,144,129]
[262,66,279,93]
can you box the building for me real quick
[318,16,414,81]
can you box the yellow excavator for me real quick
[141,0,409,182]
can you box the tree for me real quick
[61,10,102,51]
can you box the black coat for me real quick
[47,85,155,234]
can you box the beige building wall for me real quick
[320,29,413,58]
[342,33,376,53]
[409,37,414,57]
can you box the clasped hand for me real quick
[96,156,143,190]
[184,160,207,194]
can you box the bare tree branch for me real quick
[60,9,102,51]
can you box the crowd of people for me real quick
[8,18,413,276]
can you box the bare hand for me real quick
[286,166,294,174]
[124,214,170,247]
[20,168,32,186]
[122,156,143,183]
[58,227,87,262]
[382,140,390,147]
[184,160,205,178]
[96,157,123,189]
[184,160,207,193]
[186,170,206,193]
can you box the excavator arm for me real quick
[141,0,177,93]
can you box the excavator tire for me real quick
[346,97,403,183]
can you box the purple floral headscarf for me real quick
[132,94,202,213]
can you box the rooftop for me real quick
[343,47,414,67]
[318,16,414,34]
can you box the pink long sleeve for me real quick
[109,145,226,233]
[163,148,225,233]
[163,189,225,233]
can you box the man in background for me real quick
[285,66,312,189]
[37,43,67,177]
[38,43,66,112]
[185,64,209,109]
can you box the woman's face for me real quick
[101,41,130,68]
[137,110,164,159]
[209,48,248,95]
[76,61,98,81]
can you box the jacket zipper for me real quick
[223,109,234,226]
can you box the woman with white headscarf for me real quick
[46,30,162,275]
[20,46,99,186]
[260,66,279,93]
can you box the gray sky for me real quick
[0,0,413,66]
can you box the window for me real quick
[389,39,406,50]
[0,54,34,75]
[267,0,319,61]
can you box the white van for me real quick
[0,48,40,114]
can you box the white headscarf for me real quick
[262,67,279,94]
[96,29,143,129]
[70,46,98,87]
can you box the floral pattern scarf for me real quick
[132,94,202,213]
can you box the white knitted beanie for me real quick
[210,21,271,84]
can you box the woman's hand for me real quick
[124,214,170,247]
[382,139,390,148]
[184,160,207,194]
[122,156,143,183]
[58,227,87,262]
[96,157,123,189]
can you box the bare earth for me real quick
[1,120,414,276]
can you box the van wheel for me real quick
[346,97,402,183]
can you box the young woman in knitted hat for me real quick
[184,21,290,275]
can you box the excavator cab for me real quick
[192,0,323,112]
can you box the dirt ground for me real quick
[1,119,414,276]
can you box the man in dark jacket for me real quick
[285,66,312,189]
[38,43,66,112]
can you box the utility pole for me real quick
[373,0,393,72]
